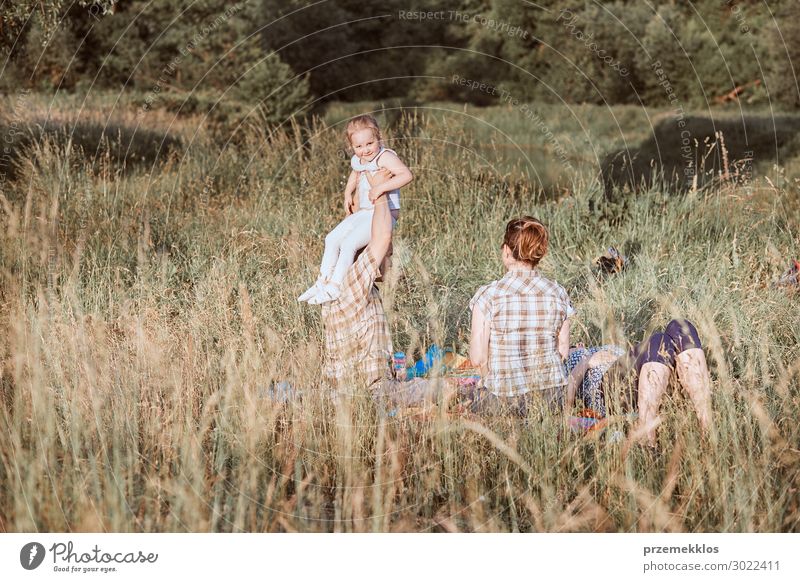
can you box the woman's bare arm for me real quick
[557,318,570,361]
[469,307,491,377]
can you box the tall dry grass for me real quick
[1,104,799,532]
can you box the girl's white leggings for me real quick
[319,210,374,285]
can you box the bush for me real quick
[765,2,800,109]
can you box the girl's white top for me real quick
[351,147,401,211]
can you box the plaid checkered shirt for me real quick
[321,248,393,387]
[470,268,574,397]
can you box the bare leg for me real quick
[675,348,712,434]
[636,362,671,445]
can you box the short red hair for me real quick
[503,216,549,267]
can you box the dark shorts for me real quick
[604,319,703,413]
[630,318,703,378]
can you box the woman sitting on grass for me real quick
[468,216,574,416]
[564,319,713,445]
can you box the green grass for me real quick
[1,94,799,532]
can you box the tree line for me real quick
[1,0,798,117]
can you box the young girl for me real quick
[298,114,413,304]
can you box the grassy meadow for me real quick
[1,93,799,532]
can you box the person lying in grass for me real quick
[564,319,713,445]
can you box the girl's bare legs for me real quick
[636,362,671,445]
[674,348,712,435]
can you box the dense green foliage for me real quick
[2,1,799,113]
[1,0,311,125]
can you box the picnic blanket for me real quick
[404,344,637,436]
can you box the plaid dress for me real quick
[470,269,574,397]
[321,248,393,387]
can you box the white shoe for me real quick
[308,283,341,305]
[297,278,323,302]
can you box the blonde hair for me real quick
[503,216,549,267]
[344,114,382,149]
